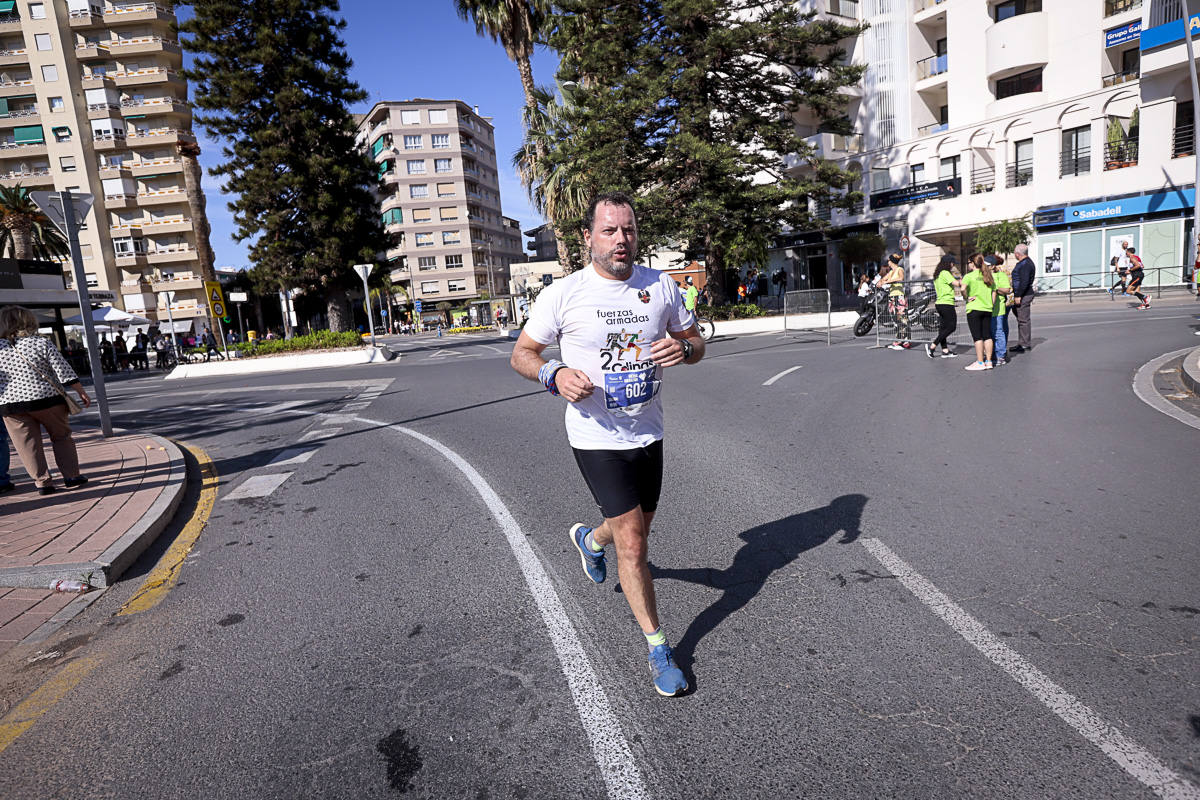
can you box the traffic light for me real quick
[223,317,232,325]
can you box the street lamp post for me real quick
[1183,3,1200,275]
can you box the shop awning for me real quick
[0,2,17,13]
[0,99,9,116]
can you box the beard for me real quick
[593,247,635,279]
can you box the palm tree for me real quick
[0,184,69,261]
[514,86,592,270]
[177,139,217,281]
[454,0,549,112]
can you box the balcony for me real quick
[971,164,996,194]
[916,54,948,81]
[105,193,136,209]
[0,108,39,126]
[129,156,183,176]
[1060,147,1090,177]
[914,0,947,11]
[1102,67,1139,87]
[68,9,104,29]
[74,41,110,60]
[0,79,35,98]
[917,122,949,137]
[0,168,51,188]
[1006,159,1034,188]
[98,161,132,178]
[92,132,128,151]
[108,36,181,58]
[140,216,192,234]
[0,140,46,158]
[120,278,152,296]
[0,46,26,67]
[104,3,175,25]
[87,102,122,119]
[128,127,193,145]
[112,67,184,88]
[151,273,201,292]
[1104,139,1139,169]
[114,251,148,268]
[161,301,204,319]
[1173,125,1193,158]
[1104,0,1141,16]
[121,97,190,118]
[137,188,186,206]
[985,12,1049,80]
[147,248,196,265]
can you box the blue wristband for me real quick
[538,359,566,396]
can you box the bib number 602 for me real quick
[625,381,647,399]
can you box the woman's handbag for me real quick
[12,344,83,415]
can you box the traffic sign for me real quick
[203,280,226,319]
[353,263,372,282]
[30,190,94,236]
[899,235,911,252]
[414,300,423,312]
[228,291,248,303]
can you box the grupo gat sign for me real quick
[1105,20,1140,49]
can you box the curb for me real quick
[0,432,189,589]
[165,345,395,379]
[1131,347,1200,433]
[1180,346,1200,395]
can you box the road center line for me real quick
[223,473,293,501]
[762,365,803,386]
[353,415,648,800]
[860,537,1200,800]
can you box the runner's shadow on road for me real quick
[648,493,867,693]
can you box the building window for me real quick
[447,279,467,293]
[403,134,421,150]
[432,133,450,149]
[415,232,434,247]
[381,207,403,226]
[401,110,420,125]
[406,159,426,174]
[871,168,889,191]
[418,256,437,270]
[995,67,1042,100]
[445,254,463,268]
[48,96,64,112]
[1007,138,1034,187]
[436,182,455,198]
[409,184,429,198]
[993,0,1041,22]
[442,230,461,245]
[910,163,925,184]
[29,3,45,19]
[1060,125,1090,177]
[52,126,70,142]
[411,208,432,223]
[34,33,52,51]
[440,206,458,221]
[41,64,59,82]
[429,109,448,124]
[421,280,439,294]
[112,237,145,255]
[59,156,76,172]
[435,158,452,173]
[939,155,960,180]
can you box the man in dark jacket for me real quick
[1010,243,1035,352]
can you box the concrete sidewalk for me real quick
[0,428,187,658]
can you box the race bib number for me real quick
[604,368,658,410]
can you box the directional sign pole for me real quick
[53,190,112,437]
[163,290,180,361]
[353,264,376,347]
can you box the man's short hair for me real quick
[1014,244,1029,257]
[584,191,637,233]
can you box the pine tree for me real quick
[546,1,864,302]
[179,0,388,331]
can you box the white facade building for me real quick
[781,0,1195,297]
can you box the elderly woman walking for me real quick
[0,306,91,495]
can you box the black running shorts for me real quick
[571,440,664,519]
[966,309,993,342]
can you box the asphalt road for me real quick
[1,297,1198,799]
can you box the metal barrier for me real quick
[1033,265,1196,301]
[783,288,832,345]
[870,278,940,349]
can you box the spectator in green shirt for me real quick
[928,254,961,358]
[961,254,996,372]
[987,255,1013,365]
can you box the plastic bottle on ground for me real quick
[48,579,90,593]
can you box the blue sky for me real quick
[185,1,560,268]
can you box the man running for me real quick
[1126,246,1150,309]
[510,191,705,697]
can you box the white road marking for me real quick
[861,537,1200,800]
[223,473,293,500]
[355,415,648,800]
[299,427,341,442]
[1039,313,1192,331]
[266,447,317,467]
[1132,348,1200,432]
[762,365,803,386]
[343,402,370,412]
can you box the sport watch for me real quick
[680,339,694,362]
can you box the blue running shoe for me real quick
[648,644,687,696]
[570,523,605,584]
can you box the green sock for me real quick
[644,628,667,650]
[585,531,603,553]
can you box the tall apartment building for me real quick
[1,0,213,330]
[358,99,514,305]
[780,0,1194,297]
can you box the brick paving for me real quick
[0,427,178,658]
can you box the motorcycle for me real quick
[854,284,941,337]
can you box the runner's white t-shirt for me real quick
[523,264,694,450]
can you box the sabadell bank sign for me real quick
[1035,188,1195,228]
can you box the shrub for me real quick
[236,330,363,357]
[699,303,767,321]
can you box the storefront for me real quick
[1032,188,1193,292]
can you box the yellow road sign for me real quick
[203,280,226,318]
